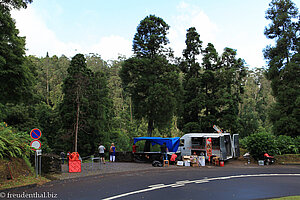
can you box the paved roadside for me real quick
[50,159,300,181]
[2,159,299,192]
[51,162,177,180]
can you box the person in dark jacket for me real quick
[161,142,168,160]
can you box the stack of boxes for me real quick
[190,155,198,167]
[178,155,205,167]
[183,156,191,166]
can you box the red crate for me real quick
[69,160,81,173]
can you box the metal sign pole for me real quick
[39,154,41,176]
[35,151,38,178]
[30,128,42,177]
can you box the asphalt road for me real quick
[3,165,300,200]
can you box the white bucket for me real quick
[258,160,264,166]
[199,156,205,166]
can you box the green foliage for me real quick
[277,135,299,154]
[121,56,181,136]
[0,4,35,105]
[242,132,299,159]
[264,0,300,137]
[239,68,274,137]
[242,132,278,160]
[1,0,33,10]
[179,27,202,133]
[122,15,181,136]
[179,28,246,134]
[31,54,69,108]
[295,136,300,151]
[60,54,113,156]
[0,122,31,159]
[2,8,298,158]
[133,14,171,58]
[4,103,38,132]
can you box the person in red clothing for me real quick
[170,153,177,165]
[132,144,137,153]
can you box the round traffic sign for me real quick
[30,140,41,151]
[30,128,42,140]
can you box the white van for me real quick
[177,133,240,160]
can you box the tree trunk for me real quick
[147,119,153,137]
[129,97,133,123]
[75,96,80,152]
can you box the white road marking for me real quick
[148,184,165,188]
[103,174,300,200]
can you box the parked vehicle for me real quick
[177,133,240,160]
[264,153,275,165]
[132,137,180,162]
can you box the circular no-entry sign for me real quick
[30,128,42,140]
[30,140,41,151]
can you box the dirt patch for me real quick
[0,158,32,183]
[275,154,300,164]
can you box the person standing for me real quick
[161,142,168,160]
[60,151,65,164]
[109,143,116,162]
[132,143,137,153]
[98,143,106,164]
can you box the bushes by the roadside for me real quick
[276,135,299,155]
[241,132,300,160]
[295,136,300,152]
[0,122,31,159]
[241,132,278,160]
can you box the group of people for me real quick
[61,142,170,164]
[98,143,116,163]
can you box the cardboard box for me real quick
[183,156,190,161]
[177,161,184,166]
[190,156,198,163]
[184,160,190,166]
[191,163,198,167]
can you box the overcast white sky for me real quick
[11,0,300,68]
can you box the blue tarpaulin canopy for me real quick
[133,137,180,152]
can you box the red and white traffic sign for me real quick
[30,140,41,151]
[30,128,42,140]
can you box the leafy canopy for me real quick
[122,15,181,137]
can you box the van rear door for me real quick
[178,137,190,156]
[233,134,240,158]
[220,136,227,160]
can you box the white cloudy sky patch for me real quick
[10,0,274,68]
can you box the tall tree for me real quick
[199,43,220,132]
[217,48,246,133]
[85,71,113,154]
[239,68,274,137]
[264,0,300,137]
[179,27,203,132]
[0,1,34,104]
[0,0,32,10]
[60,54,92,152]
[121,15,181,137]
[34,54,69,108]
[133,15,171,58]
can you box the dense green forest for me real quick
[0,0,299,158]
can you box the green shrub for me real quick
[293,136,300,154]
[242,132,278,160]
[276,135,298,155]
[241,133,300,159]
[0,122,32,159]
[239,137,249,149]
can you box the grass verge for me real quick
[0,175,50,191]
[272,196,300,200]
